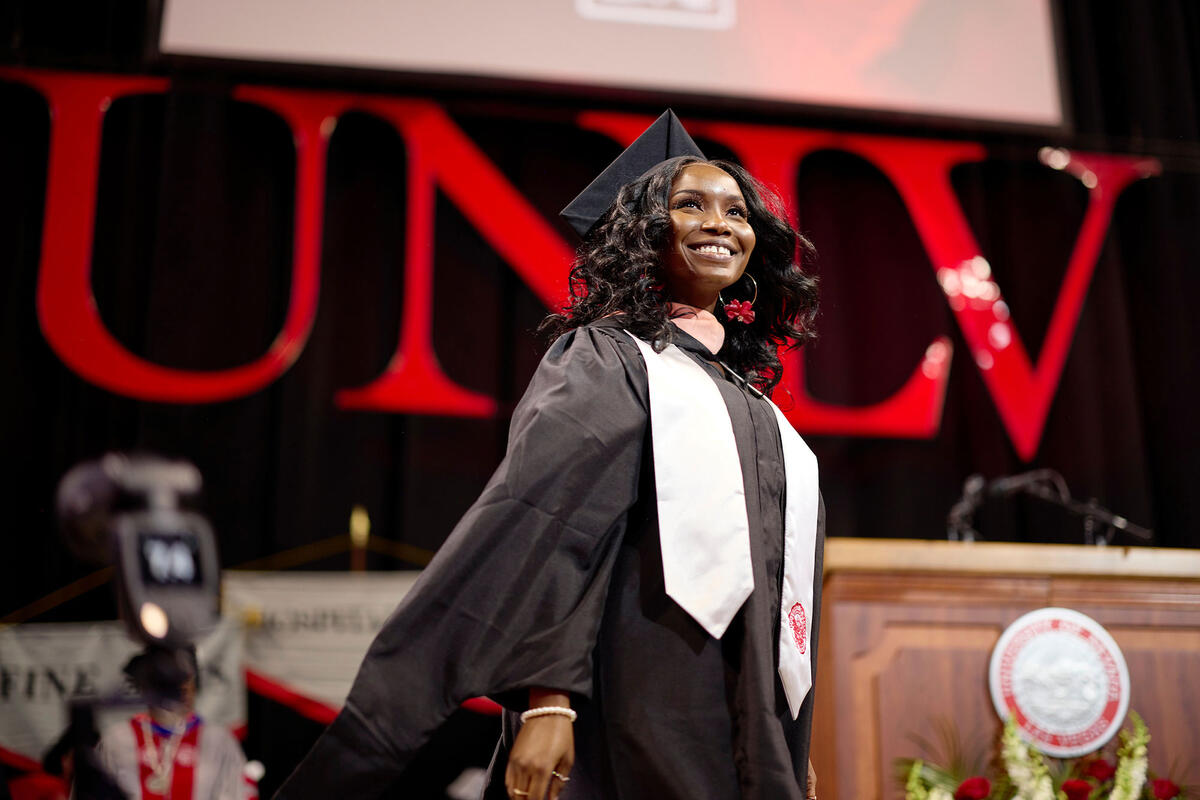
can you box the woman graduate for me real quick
[274,111,823,800]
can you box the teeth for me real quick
[696,245,731,256]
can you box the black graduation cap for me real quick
[560,109,706,238]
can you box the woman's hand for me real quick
[506,690,574,800]
[806,759,817,800]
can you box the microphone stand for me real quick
[945,469,1153,545]
[1007,480,1153,544]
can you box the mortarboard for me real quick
[560,109,706,238]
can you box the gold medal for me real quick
[146,772,169,794]
[139,716,185,797]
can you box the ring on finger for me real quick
[551,771,570,783]
[512,791,529,797]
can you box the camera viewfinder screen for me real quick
[138,532,204,587]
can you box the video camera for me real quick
[57,453,220,647]
[52,454,222,799]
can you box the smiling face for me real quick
[661,163,756,311]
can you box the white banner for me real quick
[222,571,421,708]
[0,617,245,762]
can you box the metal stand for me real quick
[946,469,1153,544]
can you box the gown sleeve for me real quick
[274,326,648,800]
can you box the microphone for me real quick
[987,473,1039,497]
[962,473,986,500]
[982,469,1153,544]
[987,469,1070,500]
[946,473,986,541]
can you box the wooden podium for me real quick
[809,539,1200,800]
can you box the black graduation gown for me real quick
[274,317,825,800]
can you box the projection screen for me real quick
[159,0,1064,127]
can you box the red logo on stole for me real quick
[788,603,807,654]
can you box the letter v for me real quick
[863,140,1159,460]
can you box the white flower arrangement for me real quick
[903,761,958,800]
[900,711,1180,800]
[905,761,930,800]
[1109,713,1150,800]
[1001,718,1055,800]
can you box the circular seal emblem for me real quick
[989,607,1129,758]
[788,602,807,654]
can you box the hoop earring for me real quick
[720,274,758,324]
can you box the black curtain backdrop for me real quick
[2,1,1199,794]
[2,1,1199,622]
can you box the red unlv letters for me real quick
[2,69,1158,460]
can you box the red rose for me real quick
[954,776,990,800]
[1153,779,1181,800]
[1085,759,1116,781]
[1062,779,1093,800]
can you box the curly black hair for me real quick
[541,156,818,391]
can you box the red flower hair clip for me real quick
[724,299,755,324]
[720,273,758,324]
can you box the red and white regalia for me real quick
[98,713,256,800]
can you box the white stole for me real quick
[627,334,819,719]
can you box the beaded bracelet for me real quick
[519,706,577,724]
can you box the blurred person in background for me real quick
[277,113,824,800]
[0,707,82,800]
[97,646,256,800]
